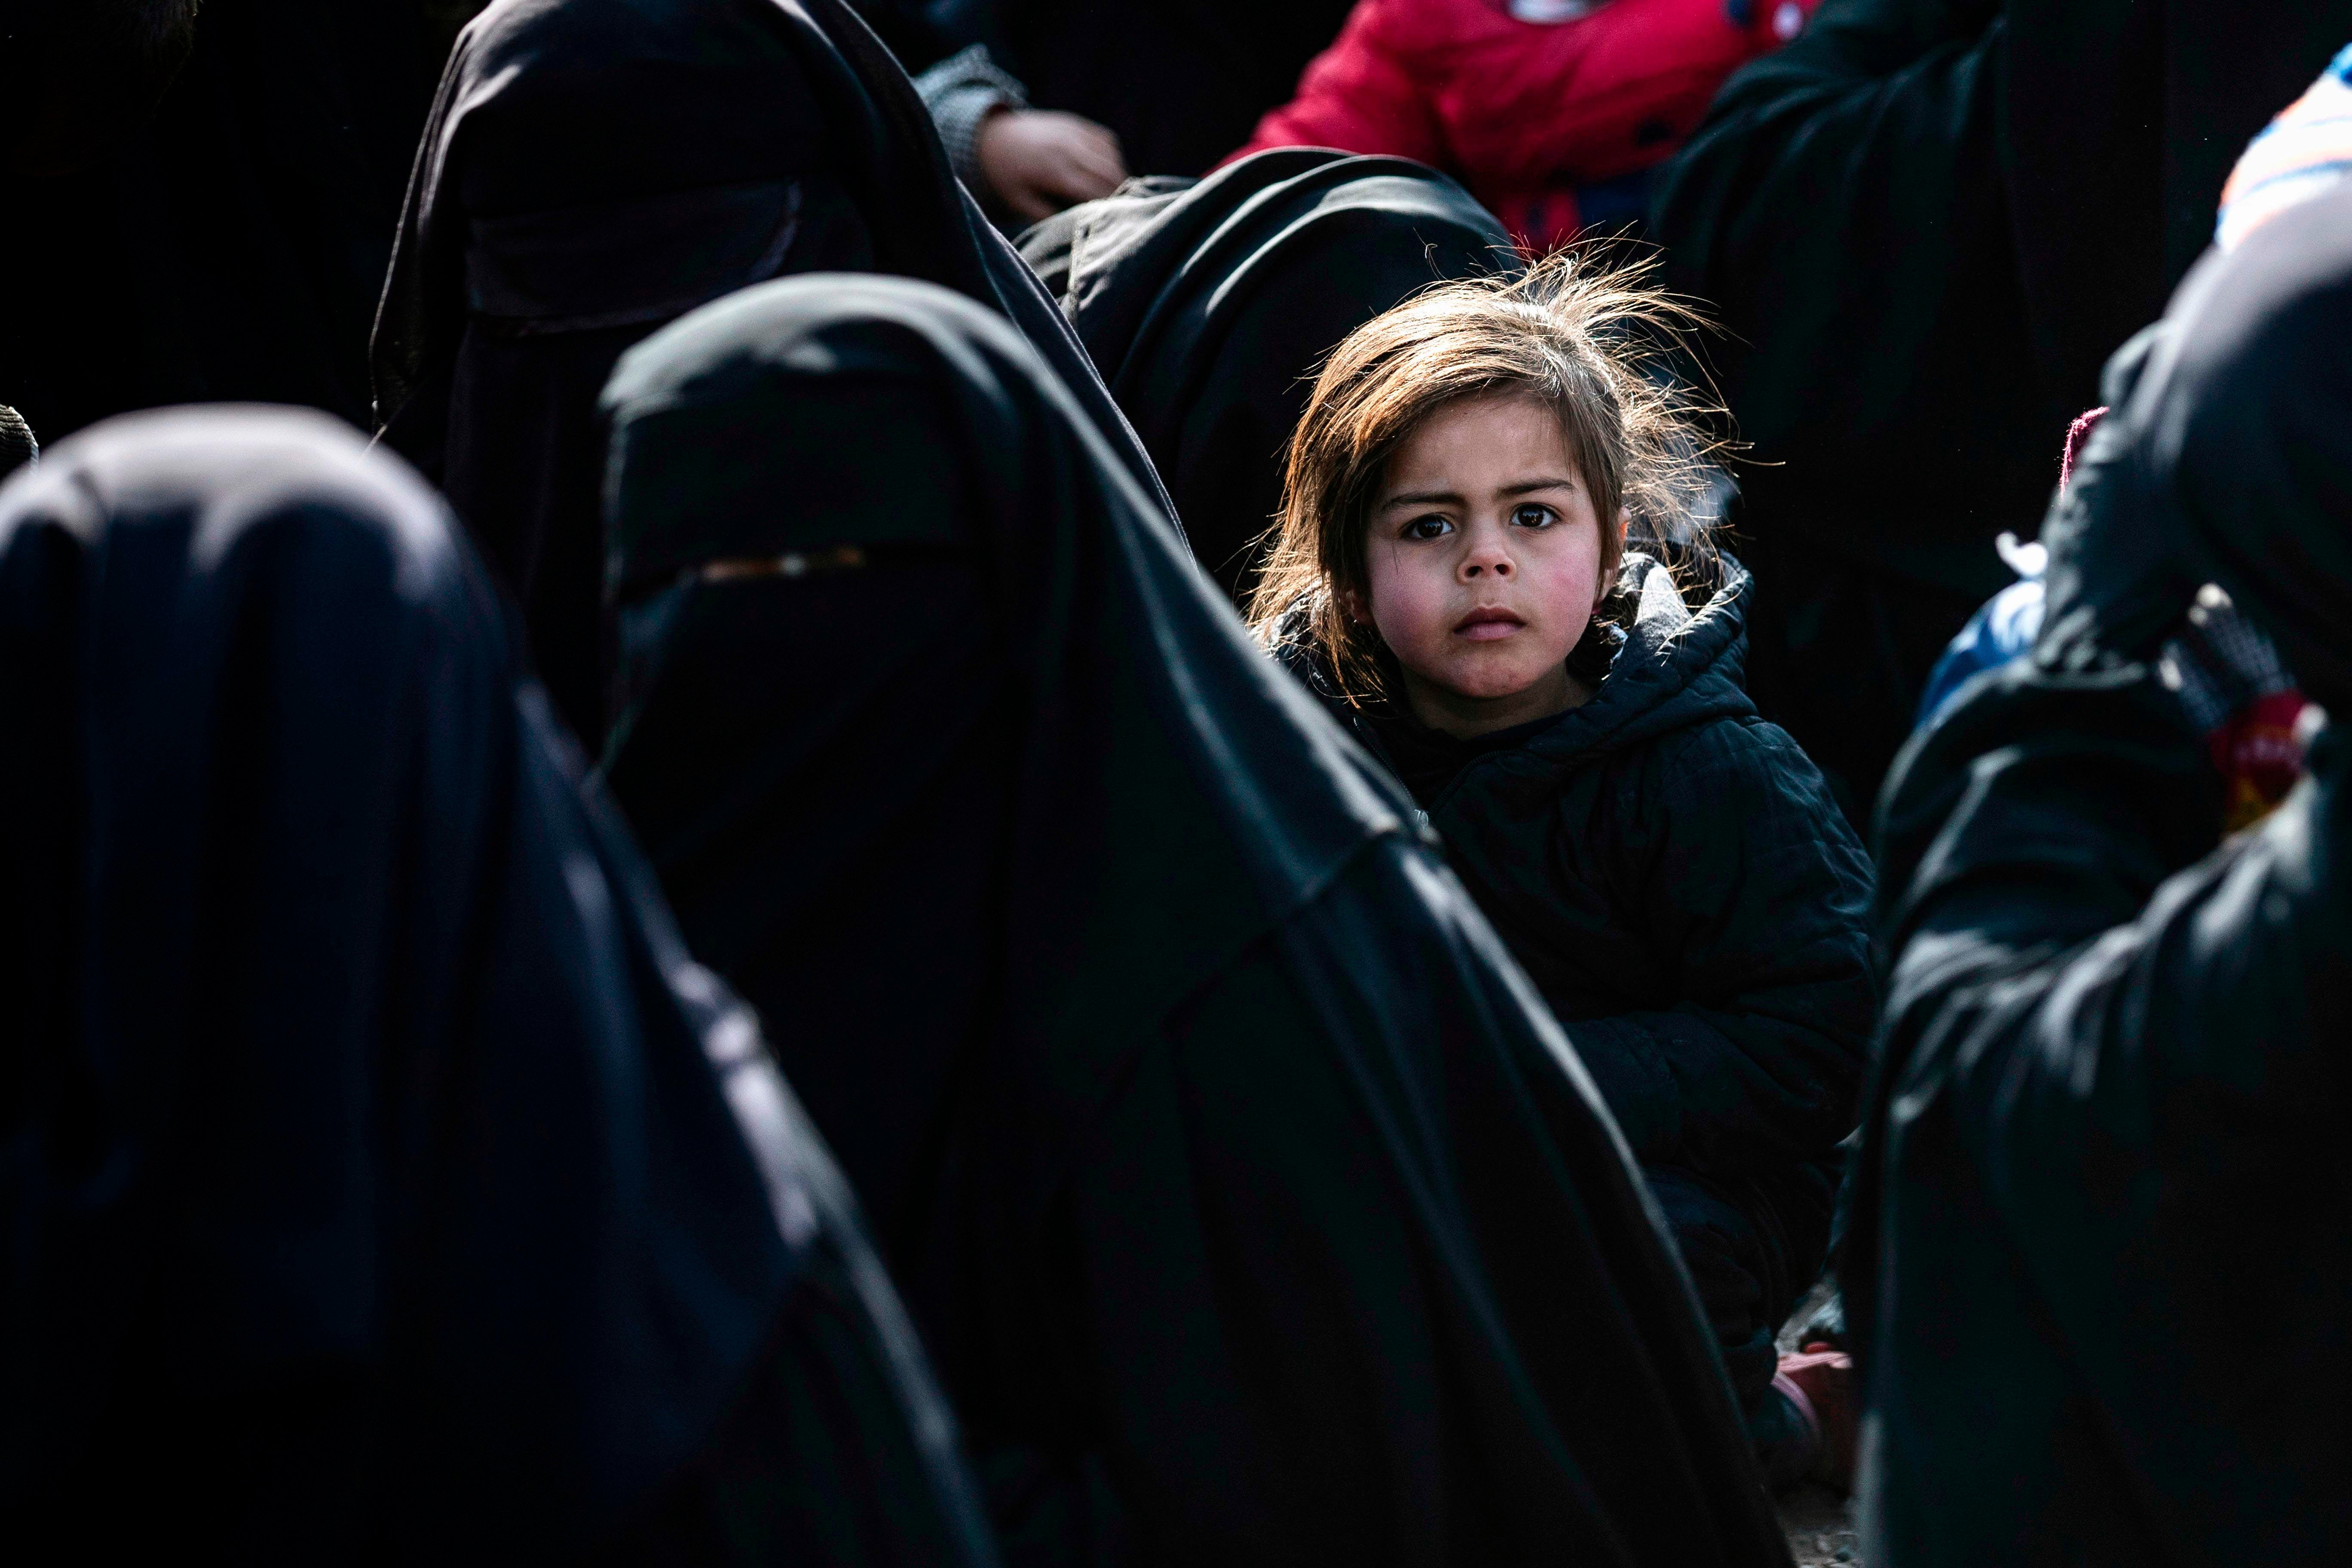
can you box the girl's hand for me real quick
[976,110,1127,224]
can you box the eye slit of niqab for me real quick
[698,543,869,582]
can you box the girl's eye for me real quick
[1511,503,1559,530]
[1403,514,1453,541]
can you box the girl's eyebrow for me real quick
[1380,476,1578,509]
[1381,487,1463,508]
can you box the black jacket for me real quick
[1286,555,1876,1183]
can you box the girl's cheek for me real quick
[1373,560,1454,650]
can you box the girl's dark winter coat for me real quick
[1284,553,1876,1407]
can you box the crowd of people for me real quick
[5,1,2351,1563]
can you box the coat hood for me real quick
[1513,551,1757,766]
[1279,551,1758,791]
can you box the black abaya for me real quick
[1019,149,1516,599]
[1851,186,2352,1565]
[1648,0,2352,818]
[369,0,1167,744]
[598,275,1792,1567]
[0,407,995,1567]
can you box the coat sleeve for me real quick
[1850,658,2352,1559]
[1224,0,1446,170]
[1563,717,1877,1174]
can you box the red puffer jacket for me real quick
[1227,0,1813,250]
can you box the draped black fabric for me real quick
[1020,149,1516,599]
[599,275,1791,1567]
[0,0,437,442]
[0,407,994,1567]
[1648,0,2352,819]
[369,0,1167,745]
[1850,188,2352,1565]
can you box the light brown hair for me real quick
[1245,250,1727,705]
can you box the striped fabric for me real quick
[2216,41,2352,252]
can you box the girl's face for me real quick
[1354,393,1623,736]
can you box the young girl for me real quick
[1250,257,1872,1486]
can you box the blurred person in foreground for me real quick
[0,407,994,1566]
[1850,177,2352,1567]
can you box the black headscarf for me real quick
[599,275,1792,1566]
[369,0,1166,744]
[1020,149,1517,598]
[0,407,993,1566]
[1648,0,2352,818]
[1851,187,2352,1565]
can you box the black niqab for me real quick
[0,407,993,1566]
[600,274,1792,1566]
[1851,187,2352,1565]
[1020,149,1516,598]
[369,0,1166,744]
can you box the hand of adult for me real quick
[975,109,1126,224]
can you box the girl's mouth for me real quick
[1454,605,1525,642]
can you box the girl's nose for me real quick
[1461,530,1515,580]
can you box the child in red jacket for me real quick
[1229,0,1812,250]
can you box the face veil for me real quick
[599,274,1792,1565]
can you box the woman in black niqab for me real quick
[0,407,995,1567]
[1019,148,1517,599]
[369,0,1164,744]
[1852,184,2352,1565]
[599,274,1792,1566]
